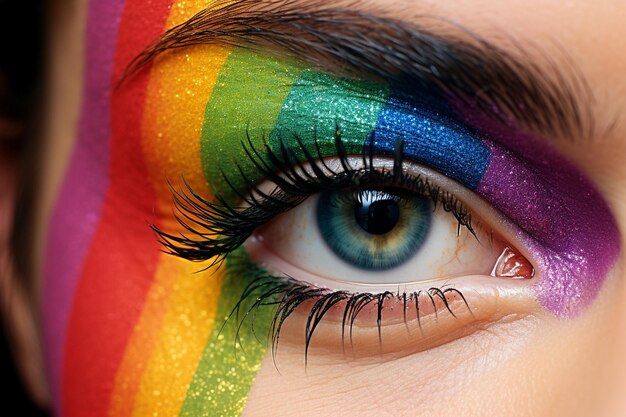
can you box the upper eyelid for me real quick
[202,54,491,205]
[155,133,491,267]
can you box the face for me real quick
[19,0,626,416]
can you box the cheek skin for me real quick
[243,311,544,417]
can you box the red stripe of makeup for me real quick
[61,1,173,416]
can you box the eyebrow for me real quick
[126,0,595,142]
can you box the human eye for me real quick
[238,137,535,357]
[160,113,532,360]
[153,45,619,363]
[251,153,532,288]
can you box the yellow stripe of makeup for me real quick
[142,11,230,206]
[130,264,224,416]
[108,1,231,415]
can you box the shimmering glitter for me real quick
[477,137,620,317]
[129,258,223,417]
[366,93,491,189]
[179,252,276,416]
[269,69,388,158]
[201,48,304,200]
[142,40,230,210]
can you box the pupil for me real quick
[354,197,400,235]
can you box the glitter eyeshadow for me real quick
[200,48,620,317]
[201,49,492,198]
[201,49,304,200]
[178,251,274,416]
[268,69,388,159]
[476,134,620,316]
[366,92,490,189]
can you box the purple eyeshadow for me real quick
[474,121,620,316]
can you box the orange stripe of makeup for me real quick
[109,1,232,415]
[108,260,179,417]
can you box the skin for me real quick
[1,0,625,416]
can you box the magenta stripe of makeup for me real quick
[41,0,126,411]
[477,138,620,317]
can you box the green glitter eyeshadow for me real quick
[201,49,389,202]
[179,250,276,416]
[268,69,388,160]
[201,49,303,200]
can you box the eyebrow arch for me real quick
[126,0,595,142]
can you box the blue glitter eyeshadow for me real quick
[365,92,491,189]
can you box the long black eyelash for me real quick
[153,128,476,266]
[222,255,472,365]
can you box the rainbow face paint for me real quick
[42,2,621,417]
[43,1,272,416]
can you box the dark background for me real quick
[1,323,49,416]
[1,0,50,415]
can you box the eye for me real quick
[246,159,534,290]
[155,135,540,359]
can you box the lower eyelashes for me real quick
[222,250,530,362]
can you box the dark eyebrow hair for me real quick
[126,0,595,141]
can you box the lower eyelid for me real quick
[247,229,535,299]
[265,275,538,359]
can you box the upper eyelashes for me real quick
[153,132,477,268]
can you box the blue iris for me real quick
[317,189,432,270]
